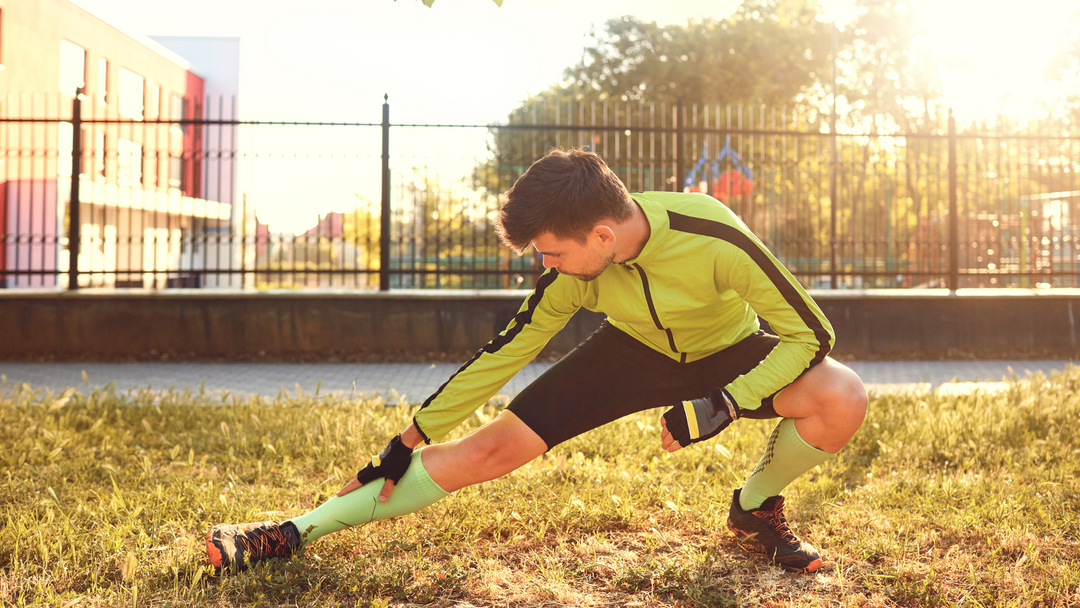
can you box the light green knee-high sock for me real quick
[288,449,449,545]
[739,418,832,511]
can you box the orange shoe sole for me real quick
[205,532,226,568]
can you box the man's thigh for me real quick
[508,324,780,448]
[421,410,548,492]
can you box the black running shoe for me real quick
[206,520,301,572]
[726,488,822,573]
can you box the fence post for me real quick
[68,95,82,291]
[675,97,684,193]
[829,22,839,289]
[829,132,838,289]
[948,109,958,291]
[380,94,391,291]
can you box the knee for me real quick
[455,435,518,481]
[828,368,868,427]
[804,362,867,427]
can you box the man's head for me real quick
[495,148,633,254]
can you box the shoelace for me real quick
[753,502,798,544]
[239,525,293,558]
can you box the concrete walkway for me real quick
[1,359,1075,402]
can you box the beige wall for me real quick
[0,0,198,106]
[0,292,1076,361]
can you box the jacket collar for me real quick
[620,193,668,266]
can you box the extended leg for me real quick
[293,410,546,541]
[207,411,546,571]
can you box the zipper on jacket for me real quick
[628,263,686,363]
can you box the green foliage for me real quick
[1045,9,1080,132]
[832,0,944,132]
[502,0,945,130]
[1046,8,1080,83]
[564,0,829,109]
[391,169,532,289]
[2,367,1080,606]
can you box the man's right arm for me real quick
[339,271,583,498]
[335,269,581,499]
[409,269,582,445]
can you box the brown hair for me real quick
[495,148,633,253]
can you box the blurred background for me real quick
[3,0,1080,292]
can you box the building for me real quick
[151,35,253,288]
[0,0,243,288]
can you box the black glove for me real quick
[356,434,413,486]
[663,387,741,447]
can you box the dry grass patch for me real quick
[1,366,1079,607]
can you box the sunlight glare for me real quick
[911,0,1075,122]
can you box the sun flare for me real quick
[908,0,1073,121]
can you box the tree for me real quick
[395,169,528,288]
[830,0,944,133]
[475,1,834,197]
[466,0,977,288]
[342,194,381,267]
[563,0,830,109]
[1046,8,1080,123]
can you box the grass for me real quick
[1,367,1079,607]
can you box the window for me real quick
[95,132,106,180]
[55,124,90,178]
[80,127,91,176]
[57,122,73,177]
[169,155,184,191]
[145,146,157,187]
[97,58,109,106]
[118,68,144,120]
[150,83,161,119]
[117,138,143,186]
[59,41,86,96]
[169,93,186,134]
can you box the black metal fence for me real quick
[2,93,1078,291]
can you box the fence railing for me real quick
[2,93,1078,291]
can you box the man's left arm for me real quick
[721,243,835,412]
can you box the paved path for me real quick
[1,359,1075,402]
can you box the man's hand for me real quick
[660,388,739,452]
[336,424,425,500]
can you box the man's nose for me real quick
[541,255,557,269]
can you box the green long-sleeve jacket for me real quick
[412,191,835,443]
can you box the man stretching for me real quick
[206,148,867,574]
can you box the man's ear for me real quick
[593,224,616,248]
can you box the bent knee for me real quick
[827,366,868,424]
[802,361,867,420]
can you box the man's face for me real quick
[532,231,615,282]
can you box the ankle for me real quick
[281,520,302,548]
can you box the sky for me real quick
[73,0,1079,231]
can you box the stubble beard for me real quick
[565,251,617,282]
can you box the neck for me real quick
[613,201,650,263]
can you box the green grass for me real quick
[1,367,1079,607]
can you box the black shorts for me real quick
[507,321,783,449]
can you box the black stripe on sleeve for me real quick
[412,268,563,442]
[667,211,832,367]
